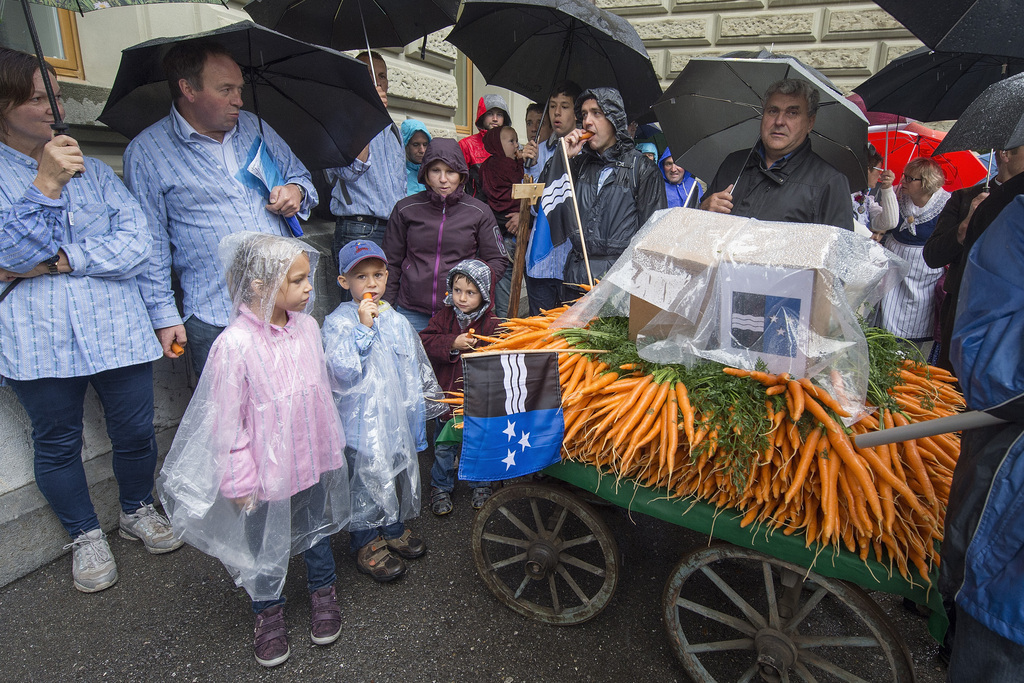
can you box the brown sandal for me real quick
[356,537,406,582]
[385,529,427,559]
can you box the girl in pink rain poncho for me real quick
[157,233,350,668]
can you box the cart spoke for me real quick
[558,551,606,577]
[792,635,882,648]
[683,637,754,654]
[498,505,538,541]
[763,561,781,629]
[512,574,531,599]
[737,663,761,683]
[559,533,598,550]
[490,551,528,571]
[530,499,545,534]
[702,565,768,629]
[555,563,592,604]
[799,650,872,683]
[792,661,820,683]
[783,586,828,634]
[781,669,791,683]
[548,573,561,614]
[481,532,531,549]
[549,505,570,538]
[675,597,758,636]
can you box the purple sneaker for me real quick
[253,604,289,667]
[310,585,342,645]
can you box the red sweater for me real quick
[419,305,501,420]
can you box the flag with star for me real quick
[458,352,565,481]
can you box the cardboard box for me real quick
[627,209,840,376]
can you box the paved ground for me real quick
[0,451,949,683]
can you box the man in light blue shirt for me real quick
[324,51,405,300]
[124,41,316,375]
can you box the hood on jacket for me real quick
[417,137,469,188]
[445,258,493,315]
[482,126,508,157]
[400,118,431,150]
[575,87,633,149]
[475,94,511,130]
[637,142,657,158]
[658,146,674,183]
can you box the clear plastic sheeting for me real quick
[322,304,445,533]
[555,208,908,418]
[157,233,350,602]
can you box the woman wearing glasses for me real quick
[877,157,949,358]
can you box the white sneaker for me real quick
[119,503,184,554]
[64,529,118,593]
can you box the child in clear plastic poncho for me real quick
[322,239,445,583]
[156,232,350,668]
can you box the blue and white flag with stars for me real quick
[459,352,565,481]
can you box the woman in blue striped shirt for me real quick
[0,48,182,594]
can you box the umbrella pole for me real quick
[985,148,994,191]
[358,0,377,89]
[19,0,67,135]
[683,175,698,208]
[561,137,592,288]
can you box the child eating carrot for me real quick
[419,259,501,513]
[322,240,444,582]
[157,232,350,668]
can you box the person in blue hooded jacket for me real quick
[400,119,431,196]
[942,194,1024,681]
[659,147,703,209]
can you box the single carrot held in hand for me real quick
[362,291,378,317]
[170,341,185,355]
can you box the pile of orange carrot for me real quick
[454,310,963,585]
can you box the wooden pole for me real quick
[506,176,534,318]
[561,137,593,288]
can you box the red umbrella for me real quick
[868,123,986,192]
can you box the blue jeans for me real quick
[333,217,387,303]
[183,316,224,377]
[349,522,405,554]
[525,276,563,316]
[394,305,432,333]
[430,417,487,492]
[251,536,337,614]
[8,362,158,538]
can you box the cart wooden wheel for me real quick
[471,482,620,625]
[663,544,916,683]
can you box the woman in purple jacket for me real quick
[382,138,507,331]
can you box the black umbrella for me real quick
[445,0,661,122]
[653,54,869,189]
[243,0,459,52]
[874,0,1023,60]
[4,0,225,136]
[935,73,1024,155]
[98,21,393,170]
[854,47,1024,122]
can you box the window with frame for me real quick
[0,3,84,79]
[454,53,473,137]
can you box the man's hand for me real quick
[504,211,520,236]
[522,140,539,166]
[156,325,188,359]
[33,135,85,199]
[266,184,303,218]
[958,191,990,244]
[561,129,587,159]
[700,184,734,214]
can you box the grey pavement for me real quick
[0,450,949,682]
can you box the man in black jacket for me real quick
[700,79,853,231]
[923,146,1024,373]
[560,87,666,287]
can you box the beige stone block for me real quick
[633,16,710,45]
[389,66,459,110]
[718,11,817,44]
[823,8,911,41]
[781,46,875,77]
[667,48,731,76]
[670,0,762,11]
[403,29,457,67]
[881,41,922,68]
[595,0,669,15]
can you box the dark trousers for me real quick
[183,316,224,378]
[8,362,158,538]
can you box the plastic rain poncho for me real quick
[157,233,350,602]
[322,302,445,532]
